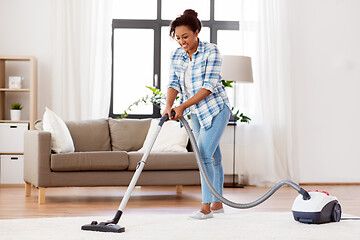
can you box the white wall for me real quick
[0,0,52,119]
[289,0,360,182]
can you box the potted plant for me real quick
[10,102,23,121]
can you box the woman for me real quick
[162,9,231,219]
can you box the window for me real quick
[109,0,240,118]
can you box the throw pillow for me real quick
[109,118,152,151]
[66,119,111,152]
[42,107,75,153]
[138,119,189,153]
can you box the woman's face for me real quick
[174,25,199,55]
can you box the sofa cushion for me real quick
[51,151,128,171]
[109,118,152,151]
[138,119,189,153]
[65,119,111,152]
[127,152,198,171]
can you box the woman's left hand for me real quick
[171,105,185,120]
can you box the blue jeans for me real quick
[191,106,231,203]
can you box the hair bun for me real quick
[183,9,198,18]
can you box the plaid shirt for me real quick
[168,40,231,130]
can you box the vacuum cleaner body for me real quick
[292,191,341,224]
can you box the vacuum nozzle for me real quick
[81,220,125,233]
[81,210,125,233]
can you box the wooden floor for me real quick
[0,184,359,219]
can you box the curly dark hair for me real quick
[169,9,202,38]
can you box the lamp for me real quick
[221,55,253,188]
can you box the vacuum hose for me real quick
[179,116,310,208]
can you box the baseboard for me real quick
[224,174,239,185]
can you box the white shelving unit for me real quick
[0,56,37,184]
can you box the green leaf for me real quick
[11,102,23,110]
[146,86,157,94]
[231,108,251,124]
[221,80,233,88]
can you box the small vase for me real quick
[10,109,21,121]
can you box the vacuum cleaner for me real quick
[81,112,341,233]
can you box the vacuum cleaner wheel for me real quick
[331,203,342,222]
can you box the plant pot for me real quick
[10,110,21,121]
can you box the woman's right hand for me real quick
[162,107,173,120]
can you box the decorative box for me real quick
[8,76,23,89]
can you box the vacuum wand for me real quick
[81,113,174,233]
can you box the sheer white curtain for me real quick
[236,0,295,186]
[51,0,112,120]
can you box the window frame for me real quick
[109,0,239,119]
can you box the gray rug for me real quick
[0,212,359,240]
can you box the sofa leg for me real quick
[176,185,183,194]
[38,187,46,204]
[25,182,32,197]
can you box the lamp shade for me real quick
[221,55,253,83]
